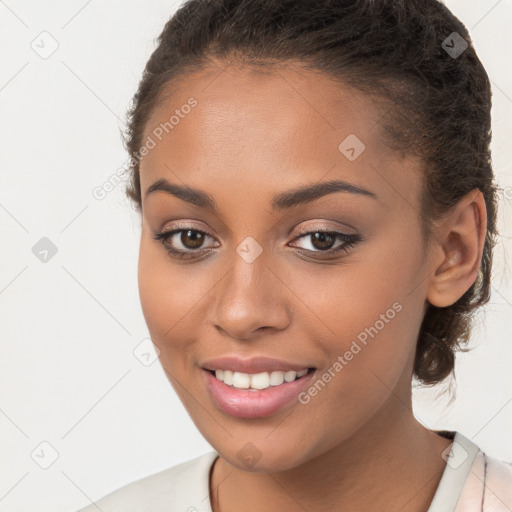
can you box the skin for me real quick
[136,60,487,512]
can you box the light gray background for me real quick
[0,1,511,511]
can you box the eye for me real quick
[152,227,218,260]
[288,229,361,259]
[152,225,361,261]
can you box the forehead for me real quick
[139,61,421,210]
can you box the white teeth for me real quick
[232,372,250,389]
[212,369,309,390]
[250,372,271,389]
[269,371,284,386]
[284,370,296,382]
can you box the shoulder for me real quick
[75,450,218,512]
[460,451,512,511]
[428,431,512,512]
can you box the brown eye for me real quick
[289,229,361,259]
[180,229,205,249]
[309,232,336,251]
[152,227,219,260]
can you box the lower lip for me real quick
[202,368,316,419]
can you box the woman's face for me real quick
[137,61,434,471]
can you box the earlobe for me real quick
[426,189,487,308]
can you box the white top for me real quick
[75,432,512,512]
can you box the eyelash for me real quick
[152,224,361,261]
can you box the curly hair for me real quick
[122,0,500,385]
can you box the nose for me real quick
[212,248,293,341]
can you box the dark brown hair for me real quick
[123,0,500,385]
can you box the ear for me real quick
[426,188,487,308]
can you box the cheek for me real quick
[137,232,209,356]
[292,297,420,457]
[138,237,171,338]
[294,229,425,399]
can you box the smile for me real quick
[210,369,309,390]
[202,367,316,418]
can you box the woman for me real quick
[77,0,512,510]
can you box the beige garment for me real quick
[75,432,512,512]
[428,431,512,511]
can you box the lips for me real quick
[201,355,315,374]
[202,366,317,418]
[199,355,318,418]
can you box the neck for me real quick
[210,391,452,512]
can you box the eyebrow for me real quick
[144,177,377,213]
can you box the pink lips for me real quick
[201,355,313,374]
[202,367,316,419]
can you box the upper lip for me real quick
[201,356,314,374]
